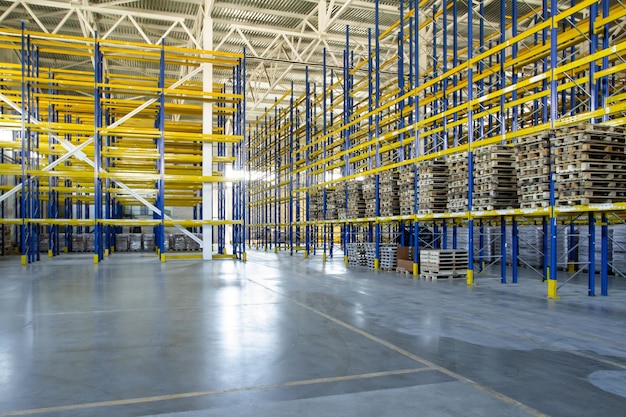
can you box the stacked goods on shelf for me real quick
[447,152,469,212]
[128,233,142,252]
[396,246,414,272]
[420,249,468,280]
[611,225,626,276]
[326,187,338,220]
[115,233,129,252]
[379,244,398,270]
[445,225,480,254]
[185,234,201,251]
[85,234,95,252]
[515,132,551,209]
[71,234,86,252]
[334,182,348,219]
[346,242,367,266]
[170,233,186,251]
[418,160,448,214]
[380,170,400,216]
[473,145,518,211]
[309,189,323,221]
[552,124,626,205]
[142,233,155,252]
[516,226,544,268]
[39,233,49,252]
[2,226,11,253]
[362,175,376,217]
[347,180,365,219]
[399,165,417,215]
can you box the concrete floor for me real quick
[1,251,626,417]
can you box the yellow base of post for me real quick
[64,247,68,253]
[274,247,278,254]
[304,251,309,259]
[104,249,109,257]
[48,249,53,258]
[374,258,379,270]
[413,263,419,277]
[93,254,99,264]
[242,252,247,262]
[21,255,27,265]
[466,269,475,286]
[547,279,559,299]
[323,253,327,262]
[110,246,115,254]
[567,263,575,273]
[160,253,166,263]
[344,255,349,265]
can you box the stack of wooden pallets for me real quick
[553,124,626,206]
[515,132,551,209]
[419,249,469,280]
[347,180,366,219]
[399,166,417,215]
[473,145,518,210]
[308,189,323,221]
[2,226,11,253]
[380,170,400,216]
[362,175,377,217]
[334,182,348,219]
[326,186,338,220]
[418,160,448,214]
[347,242,367,266]
[379,244,398,270]
[447,152,469,212]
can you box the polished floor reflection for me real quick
[1,251,626,417]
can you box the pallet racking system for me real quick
[246,0,626,298]
[0,26,247,263]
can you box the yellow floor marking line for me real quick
[0,368,431,416]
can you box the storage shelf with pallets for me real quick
[242,0,626,296]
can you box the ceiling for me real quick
[0,0,578,120]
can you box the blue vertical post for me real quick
[600,213,608,296]
[589,0,599,122]
[466,0,475,285]
[374,0,381,270]
[512,218,518,283]
[241,53,247,259]
[93,36,103,264]
[323,49,328,261]
[157,40,166,260]
[501,217,507,283]
[588,213,596,296]
[547,0,559,298]
[412,0,420,277]
[305,67,311,258]
[20,23,29,265]
[289,83,294,255]
[600,0,609,121]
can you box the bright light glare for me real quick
[0,129,12,142]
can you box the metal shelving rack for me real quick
[0,27,247,263]
[246,0,626,297]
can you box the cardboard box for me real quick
[397,259,414,271]
[397,246,414,260]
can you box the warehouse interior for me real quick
[2,0,626,416]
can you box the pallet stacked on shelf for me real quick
[420,249,468,280]
[347,180,365,219]
[399,165,417,215]
[473,145,518,211]
[346,242,367,266]
[334,182,348,219]
[553,124,626,206]
[362,175,376,217]
[418,160,448,214]
[515,132,551,209]
[380,170,400,216]
[2,226,11,253]
[326,186,338,220]
[309,189,323,221]
[447,152,469,212]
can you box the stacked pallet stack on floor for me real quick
[567,227,613,272]
[347,180,365,219]
[365,243,376,268]
[447,152,469,212]
[115,233,129,252]
[473,145,518,210]
[142,233,155,252]
[399,165,417,215]
[516,132,551,209]
[517,226,544,268]
[2,226,11,253]
[170,233,186,251]
[362,175,376,217]
[418,160,448,214]
[129,233,142,252]
[346,242,367,266]
[420,249,468,280]
[379,244,398,270]
[553,124,626,205]
[380,170,400,216]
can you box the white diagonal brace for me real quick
[21,2,50,33]
[0,2,20,24]
[128,15,152,44]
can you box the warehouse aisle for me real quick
[1,252,626,417]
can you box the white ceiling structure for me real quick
[0,0,403,119]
